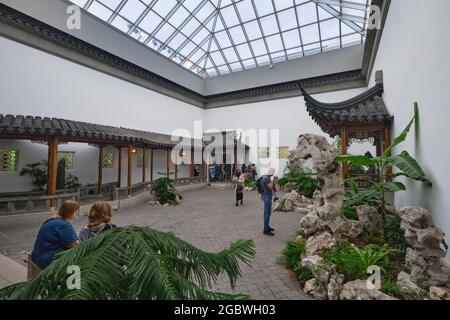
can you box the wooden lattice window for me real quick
[137,151,148,168]
[278,147,289,159]
[103,151,113,169]
[0,150,18,172]
[57,151,75,170]
[258,147,270,159]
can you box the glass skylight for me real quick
[70,0,372,78]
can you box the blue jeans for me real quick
[263,194,272,232]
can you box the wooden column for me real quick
[98,145,104,194]
[117,147,122,187]
[233,140,238,175]
[166,149,170,178]
[190,147,194,177]
[142,147,146,183]
[47,137,59,208]
[376,137,382,157]
[340,126,349,178]
[150,148,154,181]
[127,145,132,196]
[384,125,392,178]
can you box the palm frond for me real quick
[0,226,255,300]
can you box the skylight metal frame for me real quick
[73,0,372,78]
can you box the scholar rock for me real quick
[397,271,423,298]
[327,273,345,300]
[305,231,337,256]
[301,255,323,272]
[400,206,450,288]
[340,280,397,300]
[356,205,383,236]
[429,286,450,300]
[303,279,327,300]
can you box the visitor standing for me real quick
[251,164,258,181]
[31,201,80,271]
[233,169,245,207]
[261,167,277,236]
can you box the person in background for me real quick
[241,163,247,174]
[193,164,200,177]
[233,168,245,207]
[251,164,258,181]
[261,167,277,236]
[209,163,216,182]
[79,202,116,241]
[31,200,80,271]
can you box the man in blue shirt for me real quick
[262,167,277,236]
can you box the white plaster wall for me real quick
[0,37,203,135]
[369,0,450,257]
[203,88,366,176]
[0,140,118,192]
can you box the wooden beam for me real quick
[341,126,349,178]
[142,147,146,183]
[117,147,122,187]
[128,145,133,196]
[150,148,154,181]
[47,137,58,208]
[98,145,104,194]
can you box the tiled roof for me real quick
[0,114,179,148]
[301,83,392,137]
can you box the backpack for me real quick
[256,176,264,194]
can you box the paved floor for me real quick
[0,187,309,299]
[0,254,26,289]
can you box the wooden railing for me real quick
[174,176,206,185]
[113,176,207,201]
[0,177,206,215]
[0,192,79,215]
[63,182,118,200]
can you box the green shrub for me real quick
[343,206,358,221]
[324,243,394,280]
[293,263,314,284]
[278,170,319,199]
[281,240,306,269]
[384,213,407,253]
[150,177,181,205]
[381,277,401,297]
[244,177,256,189]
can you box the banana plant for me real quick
[337,104,432,217]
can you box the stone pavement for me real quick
[0,253,26,289]
[0,187,309,299]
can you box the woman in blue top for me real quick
[31,200,80,270]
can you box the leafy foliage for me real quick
[19,160,48,191]
[338,106,431,218]
[278,168,319,199]
[243,177,256,189]
[293,263,314,284]
[65,174,81,189]
[150,177,181,205]
[0,226,255,300]
[281,240,306,269]
[384,213,407,253]
[324,242,395,280]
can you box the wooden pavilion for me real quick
[301,75,393,186]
